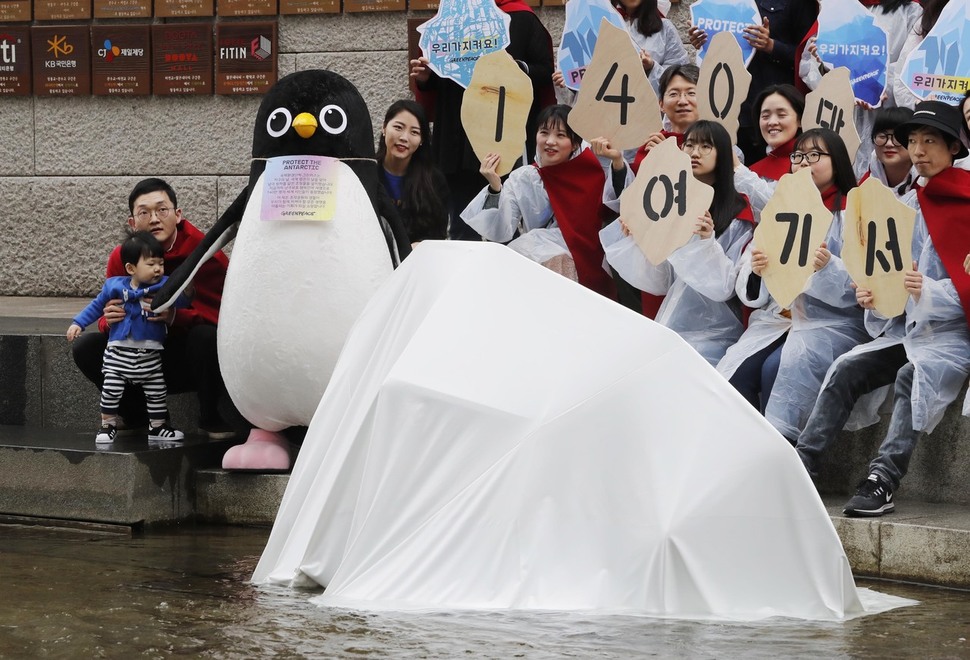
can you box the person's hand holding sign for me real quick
[813,242,831,272]
[590,136,626,172]
[640,49,655,74]
[751,247,768,276]
[480,152,503,193]
[695,211,715,240]
[409,56,431,85]
[904,262,922,304]
[853,283,875,310]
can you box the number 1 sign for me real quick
[753,168,833,308]
[461,50,533,177]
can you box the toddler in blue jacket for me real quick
[68,231,191,444]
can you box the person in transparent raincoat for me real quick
[717,129,869,440]
[598,120,755,367]
[796,102,970,517]
[461,104,614,298]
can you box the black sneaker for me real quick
[95,423,117,444]
[147,424,185,442]
[844,474,895,517]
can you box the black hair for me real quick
[906,124,963,159]
[793,128,857,204]
[658,64,700,97]
[120,229,164,269]
[751,84,805,129]
[961,90,970,133]
[683,120,747,237]
[539,104,583,150]
[871,106,915,138]
[918,0,949,37]
[879,0,913,11]
[128,178,177,215]
[376,99,447,242]
[615,0,662,38]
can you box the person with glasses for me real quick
[599,120,755,366]
[593,64,701,318]
[718,128,868,443]
[858,107,917,199]
[72,178,239,440]
[795,100,970,517]
[67,231,191,444]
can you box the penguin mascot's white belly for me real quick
[217,164,394,431]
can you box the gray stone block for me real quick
[34,96,257,177]
[829,514,881,577]
[881,521,970,589]
[281,11,411,52]
[194,469,288,524]
[0,97,35,176]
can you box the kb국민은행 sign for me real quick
[32,25,90,96]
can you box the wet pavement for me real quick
[2,524,970,658]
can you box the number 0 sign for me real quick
[696,31,751,146]
[753,167,833,308]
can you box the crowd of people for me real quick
[70,0,970,514]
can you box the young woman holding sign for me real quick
[598,120,755,367]
[717,128,869,442]
[376,100,450,246]
[460,104,614,299]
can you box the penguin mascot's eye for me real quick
[319,105,348,135]
[266,108,293,138]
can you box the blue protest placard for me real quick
[557,0,627,91]
[417,0,511,90]
[900,0,970,105]
[815,0,888,107]
[690,0,759,67]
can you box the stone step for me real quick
[0,425,236,525]
[0,296,201,432]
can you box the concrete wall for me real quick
[0,2,699,297]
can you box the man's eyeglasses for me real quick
[873,132,901,147]
[134,207,173,222]
[682,141,713,156]
[789,151,830,165]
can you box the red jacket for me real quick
[99,219,228,333]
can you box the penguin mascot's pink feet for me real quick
[222,429,291,471]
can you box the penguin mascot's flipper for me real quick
[153,69,410,471]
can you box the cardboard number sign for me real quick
[569,18,660,151]
[803,67,861,163]
[841,177,916,318]
[619,136,714,266]
[696,31,751,146]
[753,168,833,308]
[461,50,533,177]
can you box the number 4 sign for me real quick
[619,136,714,266]
[753,167,833,308]
[569,18,661,151]
[841,177,915,318]
[461,50,533,177]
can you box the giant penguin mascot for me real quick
[152,70,411,470]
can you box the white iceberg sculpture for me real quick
[252,241,907,621]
